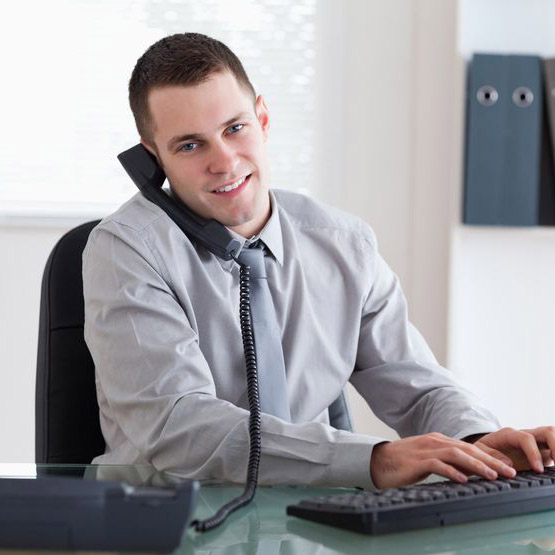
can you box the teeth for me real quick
[215,176,246,193]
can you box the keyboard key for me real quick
[465,483,487,494]
[520,472,554,486]
[480,481,503,493]
[505,478,530,488]
[489,480,511,491]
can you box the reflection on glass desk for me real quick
[1,463,555,554]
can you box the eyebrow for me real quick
[167,112,252,150]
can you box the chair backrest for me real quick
[35,220,105,463]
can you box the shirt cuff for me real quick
[452,424,499,442]
[325,431,390,490]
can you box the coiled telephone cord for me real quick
[191,261,262,532]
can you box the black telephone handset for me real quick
[117,144,242,260]
[117,144,261,533]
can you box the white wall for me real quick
[0,221,77,461]
[449,227,555,428]
[447,0,555,428]
[315,0,414,439]
[316,0,460,438]
[458,0,555,57]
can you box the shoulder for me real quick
[83,192,185,275]
[95,192,168,235]
[273,188,377,248]
[86,192,180,246]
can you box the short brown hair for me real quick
[129,33,257,144]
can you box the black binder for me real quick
[464,53,544,226]
[541,58,555,224]
[544,59,555,159]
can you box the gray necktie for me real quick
[238,242,291,421]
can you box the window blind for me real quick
[0,0,317,218]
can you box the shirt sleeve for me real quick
[350,228,501,441]
[83,221,380,488]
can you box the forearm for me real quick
[113,391,378,487]
[354,239,500,441]
[351,360,500,440]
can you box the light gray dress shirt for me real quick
[83,189,500,489]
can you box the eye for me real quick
[179,142,197,153]
[228,123,244,134]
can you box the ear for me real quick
[140,138,159,161]
[255,95,270,141]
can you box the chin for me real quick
[223,215,256,231]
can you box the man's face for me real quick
[142,71,271,238]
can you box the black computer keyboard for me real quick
[287,468,555,534]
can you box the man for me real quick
[83,33,555,490]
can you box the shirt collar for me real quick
[225,189,284,266]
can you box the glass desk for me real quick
[2,463,555,554]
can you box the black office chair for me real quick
[35,220,105,463]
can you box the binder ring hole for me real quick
[512,86,534,107]
[477,86,498,107]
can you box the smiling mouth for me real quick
[212,174,252,194]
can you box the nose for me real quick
[208,139,239,175]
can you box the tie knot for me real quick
[247,239,264,251]
[237,242,266,278]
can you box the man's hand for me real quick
[370,432,516,489]
[474,427,555,473]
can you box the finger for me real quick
[442,435,515,470]
[540,448,554,467]
[475,443,514,467]
[426,458,468,484]
[525,427,555,466]
[463,444,516,478]
[439,447,502,480]
[509,431,544,472]
[437,437,515,477]
[424,434,516,477]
